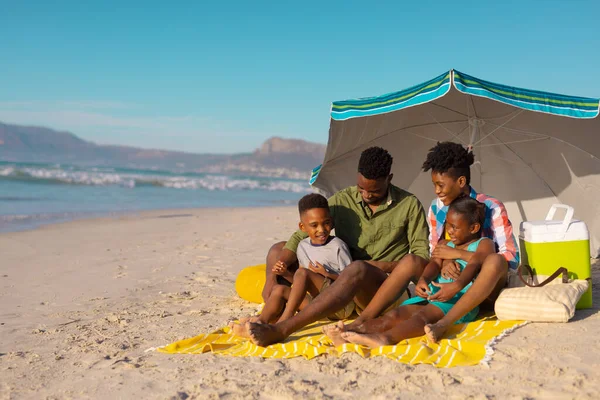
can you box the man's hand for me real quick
[308,261,328,277]
[428,281,461,302]
[415,278,431,298]
[440,259,461,280]
[272,260,287,276]
[432,243,461,261]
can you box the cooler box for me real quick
[519,204,592,309]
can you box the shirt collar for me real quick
[469,186,478,199]
[353,185,396,206]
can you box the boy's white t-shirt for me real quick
[296,236,352,274]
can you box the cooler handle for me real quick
[545,204,574,234]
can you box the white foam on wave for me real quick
[0,165,310,193]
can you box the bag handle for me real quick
[517,264,569,287]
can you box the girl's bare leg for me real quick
[324,304,424,345]
[425,254,507,343]
[342,305,444,348]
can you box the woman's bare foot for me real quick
[322,321,349,346]
[424,322,448,343]
[340,331,390,348]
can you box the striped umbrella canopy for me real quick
[310,70,600,256]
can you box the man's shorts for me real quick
[354,288,410,317]
[304,277,356,320]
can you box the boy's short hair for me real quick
[448,195,485,227]
[358,147,393,180]
[298,193,329,215]
[422,142,475,184]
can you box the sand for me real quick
[1,206,599,399]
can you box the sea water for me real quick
[0,161,309,233]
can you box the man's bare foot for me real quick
[247,322,286,347]
[343,318,367,333]
[322,321,349,346]
[340,331,390,348]
[424,322,448,343]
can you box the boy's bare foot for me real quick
[247,322,286,347]
[228,321,252,338]
[322,321,349,346]
[340,331,390,348]
[424,322,448,343]
[276,313,294,324]
[236,315,261,325]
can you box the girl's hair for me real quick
[448,195,485,228]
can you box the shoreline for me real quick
[1,206,599,398]
[0,203,298,235]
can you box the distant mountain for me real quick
[0,122,326,179]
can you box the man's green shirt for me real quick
[284,185,430,262]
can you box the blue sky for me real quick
[1,0,599,153]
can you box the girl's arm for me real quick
[414,256,444,298]
[420,256,444,283]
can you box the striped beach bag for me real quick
[494,265,589,322]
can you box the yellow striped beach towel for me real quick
[157,316,525,368]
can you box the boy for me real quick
[230,193,352,337]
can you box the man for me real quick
[339,141,519,343]
[249,146,430,346]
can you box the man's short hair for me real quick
[422,142,475,184]
[298,193,329,215]
[358,147,393,180]
[448,195,485,227]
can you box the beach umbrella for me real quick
[310,70,600,256]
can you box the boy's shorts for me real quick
[306,278,410,321]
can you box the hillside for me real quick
[0,122,326,178]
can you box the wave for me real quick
[0,164,310,193]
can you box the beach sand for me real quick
[1,207,599,399]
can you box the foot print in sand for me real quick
[114,265,128,279]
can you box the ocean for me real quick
[0,161,309,233]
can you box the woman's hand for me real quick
[440,259,461,280]
[432,243,461,261]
